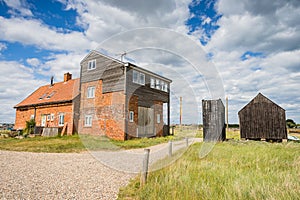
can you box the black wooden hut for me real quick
[202,99,226,141]
[238,93,287,141]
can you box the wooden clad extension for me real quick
[238,93,287,141]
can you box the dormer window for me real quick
[88,59,96,70]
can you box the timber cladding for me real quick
[202,99,226,141]
[238,93,287,140]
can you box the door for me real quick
[138,107,154,137]
[41,115,46,127]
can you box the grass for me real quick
[118,141,300,200]
[0,132,179,153]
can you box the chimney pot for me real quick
[64,72,72,82]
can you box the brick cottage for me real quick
[14,51,172,140]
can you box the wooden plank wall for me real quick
[80,52,125,93]
[238,94,287,140]
[202,99,226,141]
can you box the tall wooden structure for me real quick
[202,99,226,141]
[238,93,287,141]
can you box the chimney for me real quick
[64,72,72,82]
[50,76,54,86]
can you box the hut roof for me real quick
[238,93,285,115]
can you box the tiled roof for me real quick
[14,78,80,108]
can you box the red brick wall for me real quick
[79,80,126,140]
[127,95,138,138]
[14,103,75,135]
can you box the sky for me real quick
[0,0,299,124]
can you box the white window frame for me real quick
[47,114,51,121]
[50,114,54,121]
[156,79,160,90]
[164,83,168,92]
[30,115,34,120]
[88,59,96,70]
[87,86,95,98]
[129,111,134,122]
[58,113,64,126]
[84,115,92,127]
[133,70,145,85]
[157,114,161,123]
[150,78,155,88]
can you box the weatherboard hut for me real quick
[238,93,287,141]
[202,99,226,141]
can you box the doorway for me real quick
[138,107,154,137]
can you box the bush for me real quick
[23,119,36,136]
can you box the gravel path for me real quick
[0,151,134,200]
[0,138,201,199]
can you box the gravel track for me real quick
[0,138,201,199]
[0,151,134,200]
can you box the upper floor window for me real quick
[87,86,95,98]
[133,70,145,85]
[150,78,155,88]
[88,59,96,70]
[155,79,160,90]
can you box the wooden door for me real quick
[138,107,154,137]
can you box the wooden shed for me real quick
[238,93,287,141]
[202,99,226,141]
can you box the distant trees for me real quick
[286,119,296,128]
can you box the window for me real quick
[150,78,155,88]
[161,81,165,91]
[133,70,145,85]
[39,93,47,100]
[129,111,134,122]
[47,114,51,121]
[157,114,161,123]
[47,91,56,99]
[156,79,160,89]
[30,115,34,120]
[58,113,64,126]
[88,60,96,70]
[50,114,54,121]
[85,115,92,126]
[164,83,168,92]
[87,86,95,98]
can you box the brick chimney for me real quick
[64,72,72,82]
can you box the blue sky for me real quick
[0,0,299,124]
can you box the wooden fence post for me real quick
[185,137,189,147]
[168,140,172,157]
[140,149,150,187]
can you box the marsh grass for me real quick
[118,141,300,200]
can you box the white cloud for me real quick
[26,58,40,67]
[0,61,47,123]
[0,16,95,52]
[2,0,33,16]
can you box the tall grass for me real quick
[118,141,300,200]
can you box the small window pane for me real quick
[85,115,92,126]
[157,114,160,123]
[156,79,160,89]
[59,113,64,126]
[150,78,155,88]
[87,86,95,98]
[133,70,138,83]
[129,111,134,122]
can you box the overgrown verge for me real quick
[118,141,300,200]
